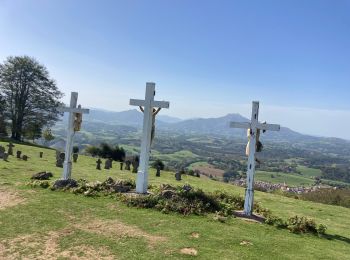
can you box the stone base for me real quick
[233,210,265,223]
[31,171,53,180]
[53,179,78,190]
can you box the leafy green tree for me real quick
[86,145,101,157]
[0,94,7,136]
[152,159,165,170]
[111,145,125,162]
[42,128,55,145]
[0,56,63,140]
[24,121,42,142]
[73,146,80,154]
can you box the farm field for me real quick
[0,142,349,259]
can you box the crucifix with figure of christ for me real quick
[58,92,89,180]
[130,82,169,193]
[230,101,280,216]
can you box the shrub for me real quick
[287,216,318,234]
[151,159,165,170]
[73,146,79,153]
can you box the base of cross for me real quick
[233,210,265,224]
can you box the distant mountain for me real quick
[81,109,182,126]
[57,108,330,143]
[160,113,306,142]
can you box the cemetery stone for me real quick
[3,152,9,161]
[156,165,161,177]
[120,162,124,170]
[125,161,131,171]
[7,143,14,155]
[105,159,112,170]
[0,145,5,158]
[56,150,60,160]
[73,153,78,163]
[40,152,43,158]
[22,155,28,161]
[175,171,182,181]
[96,158,102,170]
[56,153,65,168]
[16,150,22,159]
[132,158,139,173]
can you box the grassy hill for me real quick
[0,142,349,259]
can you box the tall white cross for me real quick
[59,92,89,180]
[130,82,169,193]
[230,101,280,216]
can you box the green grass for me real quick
[0,141,350,259]
[155,150,199,162]
[188,161,210,170]
[255,171,315,186]
[296,166,322,178]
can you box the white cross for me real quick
[130,82,169,193]
[230,101,280,216]
[58,92,89,180]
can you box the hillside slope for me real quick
[0,142,349,259]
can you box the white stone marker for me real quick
[130,82,169,193]
[59,92,89,180]
[230,101,280,216]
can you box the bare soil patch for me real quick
[0,229,114,260]
[180,247,198,256]
[193,165,225,178]
[190,232,200,238]
[75,219,166,248]
[0,188,25,210]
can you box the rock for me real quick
[31,171,53,180]
[52,179,78,189]
[112,185,131,193]
[182,184,192,192]
[161,190,176,199]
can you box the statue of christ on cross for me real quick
[139,106,161,145]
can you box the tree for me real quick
[24,120,42,142]
[152,159,165,170]
[111,145,125,162]
[42,128,55,145]
[0,94,7,136]
[73,146,79,154]
[0,56,63,140]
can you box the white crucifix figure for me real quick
[130,82,169,193]
[230,101,280,216]
[59,92,89,180]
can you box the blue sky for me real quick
[0,0,349,138]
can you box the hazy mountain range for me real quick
[70,108,318,142]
